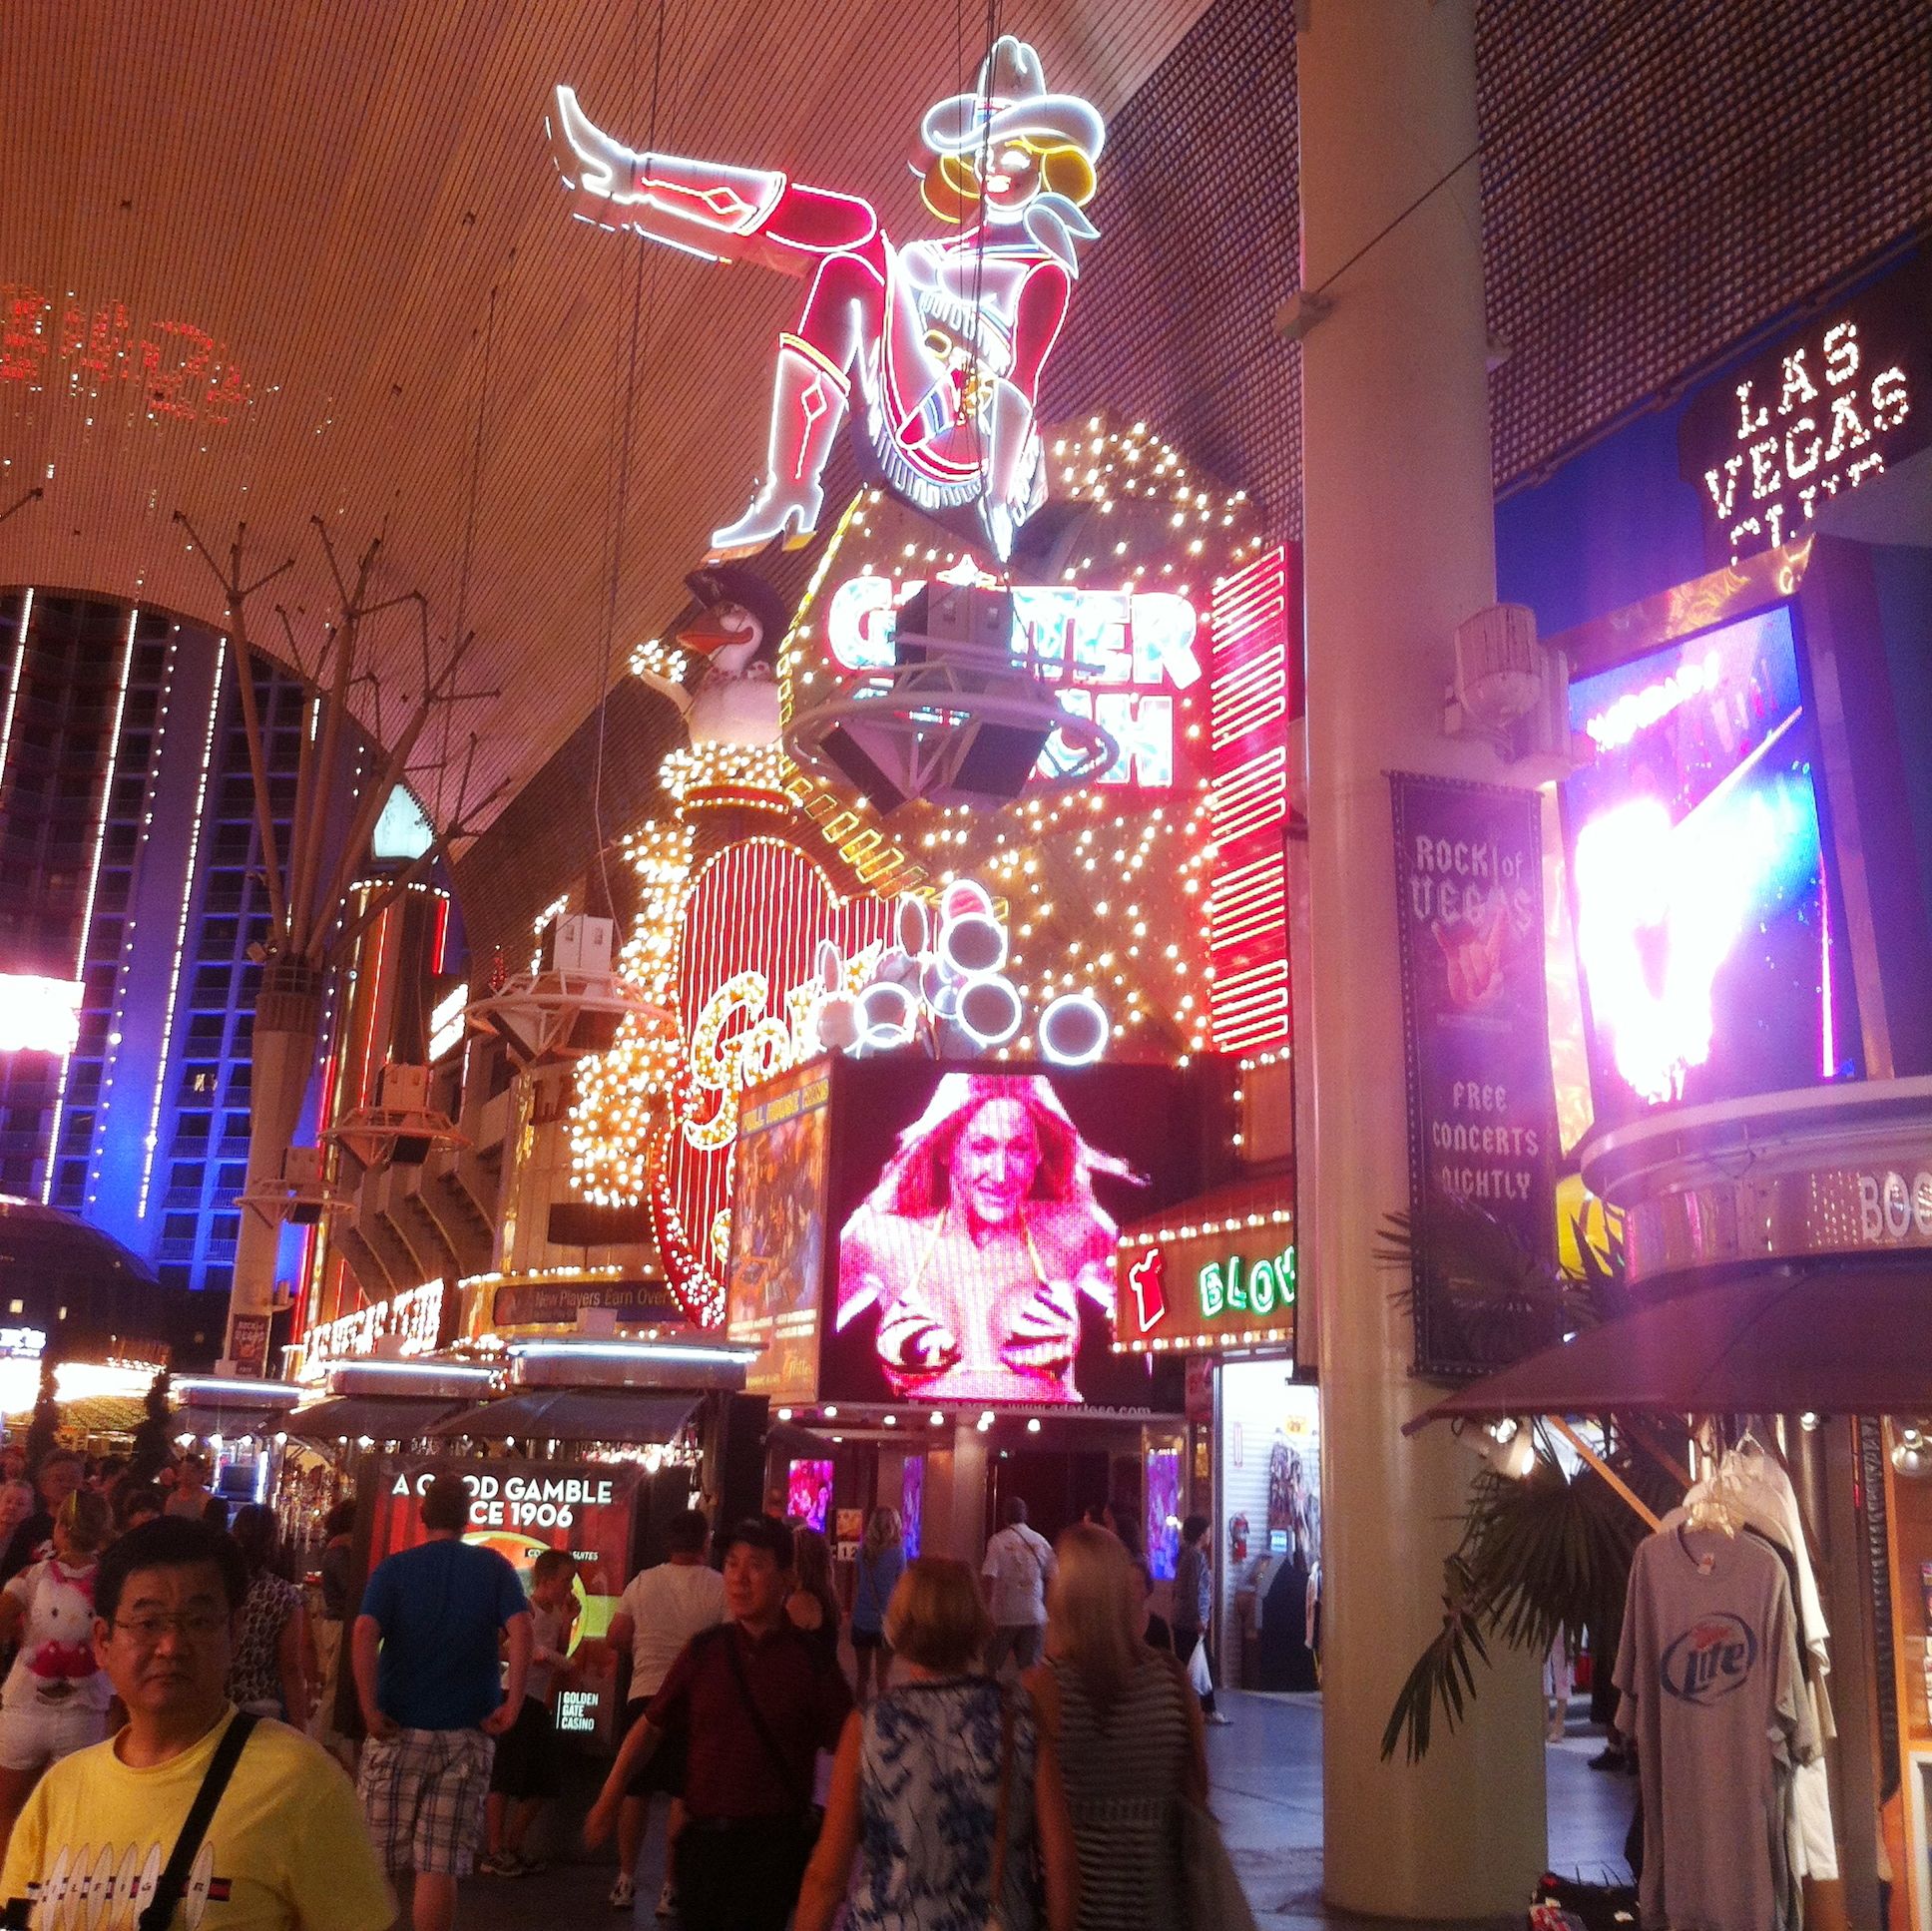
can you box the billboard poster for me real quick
[785,1458,834,1533]
[820,1060,1194,1410]
[727,1058,832,1402]
[1390,773,1561,1376]
[1560,603,1857,1134]
[368,1457,640,1749]
[228,1314,271,1378]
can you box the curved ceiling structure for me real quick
[0,0,1210,832]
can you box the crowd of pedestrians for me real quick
[0,1433,1234,1931]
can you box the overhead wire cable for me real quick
[589,0,671,924]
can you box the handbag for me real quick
[985,1686,1016,1931]
[138,1711,259,1931]
[1186,1634,1213,1700]
[1168,1667,1256,1931]
[1180,1798,1258,1931]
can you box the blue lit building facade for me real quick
[0,585,438,1309]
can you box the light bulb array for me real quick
[1124,1206,1295,1247]
[910,785,1216,1057]
[660,740,795,809]
[567,821,693,1207]
[629,636,695,686]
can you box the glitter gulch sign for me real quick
[650,838,893,1325]
[0,286,248,424]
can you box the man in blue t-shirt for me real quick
[352,1473,531,1931]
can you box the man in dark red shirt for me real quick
[586,1516,850,1931]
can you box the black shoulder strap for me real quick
[138,1712,258,1931]
[718,1629,811,1814]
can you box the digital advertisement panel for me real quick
[727,1058,832,1402]
[1561,603,1858,1134]
[820,1060,1197,1409]
[901,1455,924,1558]
[369,1458,639,1748]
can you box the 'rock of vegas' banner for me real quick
[1389,772,1561,1376]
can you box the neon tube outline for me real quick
[42,607,138,1203]
[0,590,33,786]
[140,636,226,1216]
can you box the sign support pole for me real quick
[1297,0,1547,1911]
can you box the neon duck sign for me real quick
[551,35,1104,562]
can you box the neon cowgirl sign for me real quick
[551,36,1104,562]
[827,568,1200,788]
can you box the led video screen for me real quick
[1560,602,1858,1132]
[820,1061,1196,1410]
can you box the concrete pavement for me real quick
[454,1690,1636,1927]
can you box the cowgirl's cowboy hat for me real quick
[920,35,1106,168]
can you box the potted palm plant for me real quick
[1378,1203,1678,1761]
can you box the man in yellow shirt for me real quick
[0,1516,393,1931]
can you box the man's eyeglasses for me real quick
[113,1611,229,1644]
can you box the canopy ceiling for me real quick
[0,0,1210,831]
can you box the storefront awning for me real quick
[424,1388,699,1444]
[176,1404,278,1441]
[1403,1262,1932,1433]
[281,1395,464,1442]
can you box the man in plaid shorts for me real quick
[353,1474,531,1931]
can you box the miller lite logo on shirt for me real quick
[1659,1613,1758,1705]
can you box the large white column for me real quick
[1297,1,1548,1914]
[915,1426,990,1565]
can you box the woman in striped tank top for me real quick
[1025,1525,1207,1930]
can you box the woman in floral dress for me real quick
[795,1556,1077,1931]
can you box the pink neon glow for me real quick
[1819,889,1835,1081]
[0,976,84,1058]
[551,34,1103,561]
[1572,716,1809,1106]
[1583,649,1720,751]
